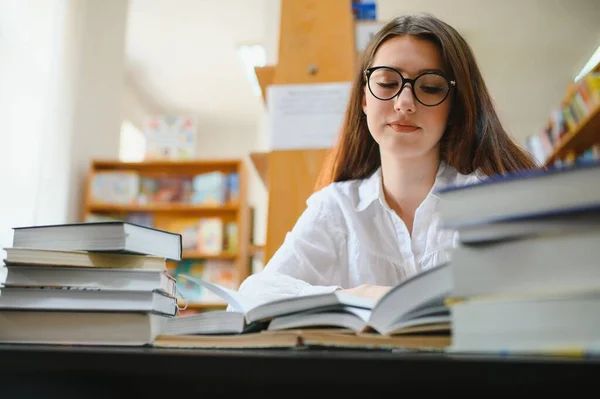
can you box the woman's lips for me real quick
[388,123,420,133]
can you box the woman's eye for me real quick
[377,82,399,89]
[420,85,444,94]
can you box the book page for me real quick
[177,274,257,313]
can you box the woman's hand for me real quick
[341,284,392,301]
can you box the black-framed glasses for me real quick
[364,66,456,107]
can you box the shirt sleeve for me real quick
[235,187,347,308]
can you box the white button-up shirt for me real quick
[236,161,485,307]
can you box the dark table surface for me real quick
[1,343,598,397]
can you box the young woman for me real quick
[237,12,536,304]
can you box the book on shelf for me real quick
[191,171,228,205]
[11,221,183,261]
[524,66,600,166]
[89,169,239,207]
[90,170,140,205]
[163,262,451,339]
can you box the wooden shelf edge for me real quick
[544,102,600,166]
[92,159,242,169]
[181,251,238,260]
[254,65,276,104]
[543,60,600,166]
[87,203,240,213]
[249,152,269,190]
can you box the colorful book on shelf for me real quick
[196,217,224,254]
[159,217,201,251]
[191,171,228,206]
[151,176,193,204]
[90,171,140,204]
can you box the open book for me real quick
[164,262,451,337]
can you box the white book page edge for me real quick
[177,274,253,313]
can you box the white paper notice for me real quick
[267,82,352,150]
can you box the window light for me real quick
[119,120,146,162]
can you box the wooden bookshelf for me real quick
[87,203,239,213]
[182,251,237,260]
[82,158,252,310]
[544,97,600,166]
[541,61,600,167]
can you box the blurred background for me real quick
[1,0,599,308]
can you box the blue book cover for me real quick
[435,158,600,195]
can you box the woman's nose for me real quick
[393,84,416,113]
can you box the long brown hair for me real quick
[326,13,536,184]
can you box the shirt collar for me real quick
[356,167,383,212]
[355,161,449,212]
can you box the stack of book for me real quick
[436,159,600,356]
[0,221,183,346]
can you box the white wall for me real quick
[0,0,128,250]
[243,0,280,248]
[122,80,156,134]
[64,0,128,222]
[0,0,60,249]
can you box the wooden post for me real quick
[257,0,357,263]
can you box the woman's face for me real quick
[363,35,453,161]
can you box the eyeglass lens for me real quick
[368,68,450,106]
